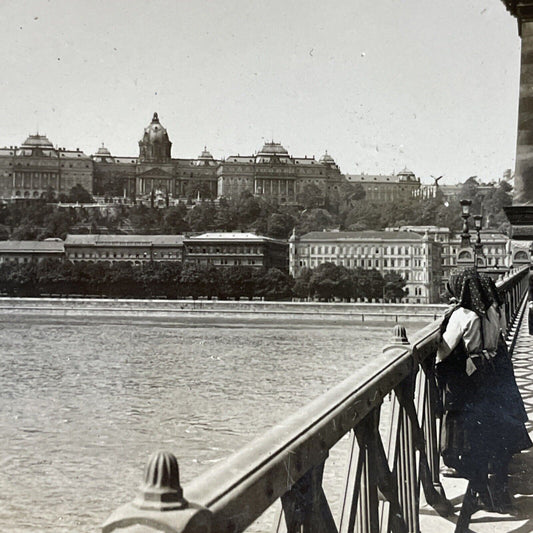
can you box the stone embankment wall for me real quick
[0,298,448,324]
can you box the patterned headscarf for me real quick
[446,267,493,317]
[479,272,503,309]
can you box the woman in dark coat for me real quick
[436,268,531,532]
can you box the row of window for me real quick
[197,258,257,265]
[69,251,179,259]
[11,162,91,168]
[191,246,263,254]
[306,245,424,256]
[306,256,424,269]
[444,246,506,256]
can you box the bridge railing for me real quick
[102,266,530,533]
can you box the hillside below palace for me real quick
[0,113,420,205]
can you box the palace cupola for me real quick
[196,146,216,166]
[139,112,172,163]
[319,150,336,167]
[397,167,417,182]
[256,141,290,164]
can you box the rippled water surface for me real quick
[0,316,425,532]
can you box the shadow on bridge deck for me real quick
[420,300,533,532]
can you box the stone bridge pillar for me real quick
[512,2,533,204]
[503,1,533,237]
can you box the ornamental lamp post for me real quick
[460,199,472,248]
[473,214,483,268]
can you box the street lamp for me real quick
[460,199,472,248]
[473,214,483,268]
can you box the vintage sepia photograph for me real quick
[1,1,533,532]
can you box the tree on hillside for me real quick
[460,177,482,214]
[481,182,513,231]
[234,191,262,228]
[68,184,94,204]
[162,206,190,234]
[97,174,128,197]
[43,186,57,202]
[297,183,325,209]
[185,180,216,201]
[297,208,336,235]
[215,197,237,231]
[185,202,217,232]
[266,212,296,239]
[343,201,383,230]
[38,209,76,240]
[128,204,164,233]
[329,181,367,213]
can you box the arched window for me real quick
[458,250,472,260]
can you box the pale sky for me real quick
[0,0,521,184]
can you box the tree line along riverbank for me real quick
[0,258,408,302]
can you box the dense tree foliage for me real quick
[0,258,403,302]
[292,262,406,302]
[0,259,294,300]
[0,178,514,241]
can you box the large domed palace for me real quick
[0,113,418,204]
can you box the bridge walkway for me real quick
[419,300,533,532]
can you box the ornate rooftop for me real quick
[21,134,54,148]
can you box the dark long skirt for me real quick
[438,338,532,481]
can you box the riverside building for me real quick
[395,225,530,282]
[184,232,289,270]
[64,235,184,264]
[289,230,442,303]
[0,240,64,264]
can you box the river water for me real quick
[0,316,426,532]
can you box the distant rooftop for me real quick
[346,170,418,183]
[0,240,64,252]
[21,134,54,149]
[299,230,425,242]
[187,232,284,243]
[64,235,185,246]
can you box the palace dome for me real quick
[139,112,172,162]
[257,141,289,155]
[21,134,54,148]
[199,147,214,160]
[95,143,112,156]
[397,167,417,182]
[196,146,215,166]
[319,150,335,164]
[142,112,170,144]
[398,167,414,176]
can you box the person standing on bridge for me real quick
[436,267,531,533]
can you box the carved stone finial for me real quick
[382,325,410,354]
[133,451,188,511]
[390,325,409,345]
[152,112,159,123]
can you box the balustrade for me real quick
[103,266,530,533]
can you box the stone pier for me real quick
[503,1,533,235]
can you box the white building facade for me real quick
[289,230,442,303]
